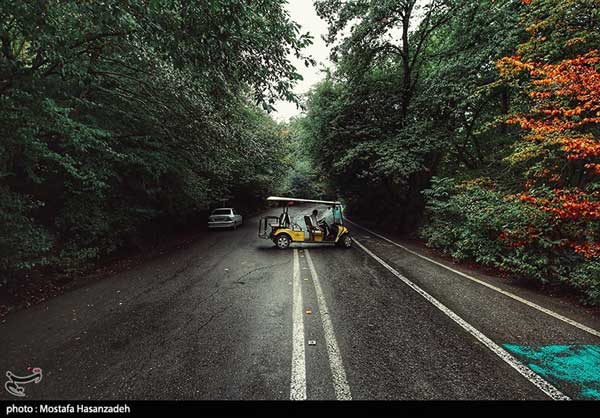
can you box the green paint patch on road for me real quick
[503,344,600,399]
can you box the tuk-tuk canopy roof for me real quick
[267,196,342,206]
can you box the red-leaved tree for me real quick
[497,2,600,259]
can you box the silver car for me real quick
[208,208,243,230]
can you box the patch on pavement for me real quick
[503,344,600,399]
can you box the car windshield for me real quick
[212,209,232,215]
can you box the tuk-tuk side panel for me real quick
[274,228,305,242]
[312,231,324,242]
[290,230,305,242]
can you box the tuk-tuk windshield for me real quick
[332,205,343,224]
[321,205,343,225]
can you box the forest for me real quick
[1,0,599,304]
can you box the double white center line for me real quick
[290,249,307,400]
[290,248,352,400]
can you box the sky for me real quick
[271,1,332,122]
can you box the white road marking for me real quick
[290,249,307,400]
[347,220,600,339]
[352,238,570,401]
[305,250,352,400]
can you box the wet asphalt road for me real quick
[1,205,599,400]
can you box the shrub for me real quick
[421,177,600,304]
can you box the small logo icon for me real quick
[5,367,43,397]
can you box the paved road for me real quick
[1,205,599,400]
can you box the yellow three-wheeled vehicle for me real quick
[258,196,352,249]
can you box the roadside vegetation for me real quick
[300,0,600,304]
[0,1,311,284]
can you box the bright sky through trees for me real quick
[272,2,332,121]
[273,0,429,121]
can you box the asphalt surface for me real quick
[1,205,599,400]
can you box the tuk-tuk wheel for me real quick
[275,234,291,249]
[339,234,352,248]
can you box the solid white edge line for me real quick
[305,250,352,400]
[352,237,570,401]
[346,219,600,339]
[290,249,307,400]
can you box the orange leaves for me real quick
[517,190,600,259]
[519,194,537,204]
[562,107,584,117]
[565,37,587,48]
[500,50,600,172]
[498,229,533,249]
[498,50,600,105]
[570,242,600,259]
[496,56,535,78]
[552,191,600,221]
[520,190,600,221]
[585,163,600,175]
[497,1,600,263]
[561,135,600,160]
[529,91,552,99]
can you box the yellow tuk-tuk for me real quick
[258,196,352,249]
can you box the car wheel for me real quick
[276,234,291,249]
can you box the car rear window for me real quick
[212,209,232,215]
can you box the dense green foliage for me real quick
[280,118,326,200]
[302,0,600,303]
[305,0,522,229]
[422,178,599,302]
[302,71,438,228]
[0,1,310,277]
